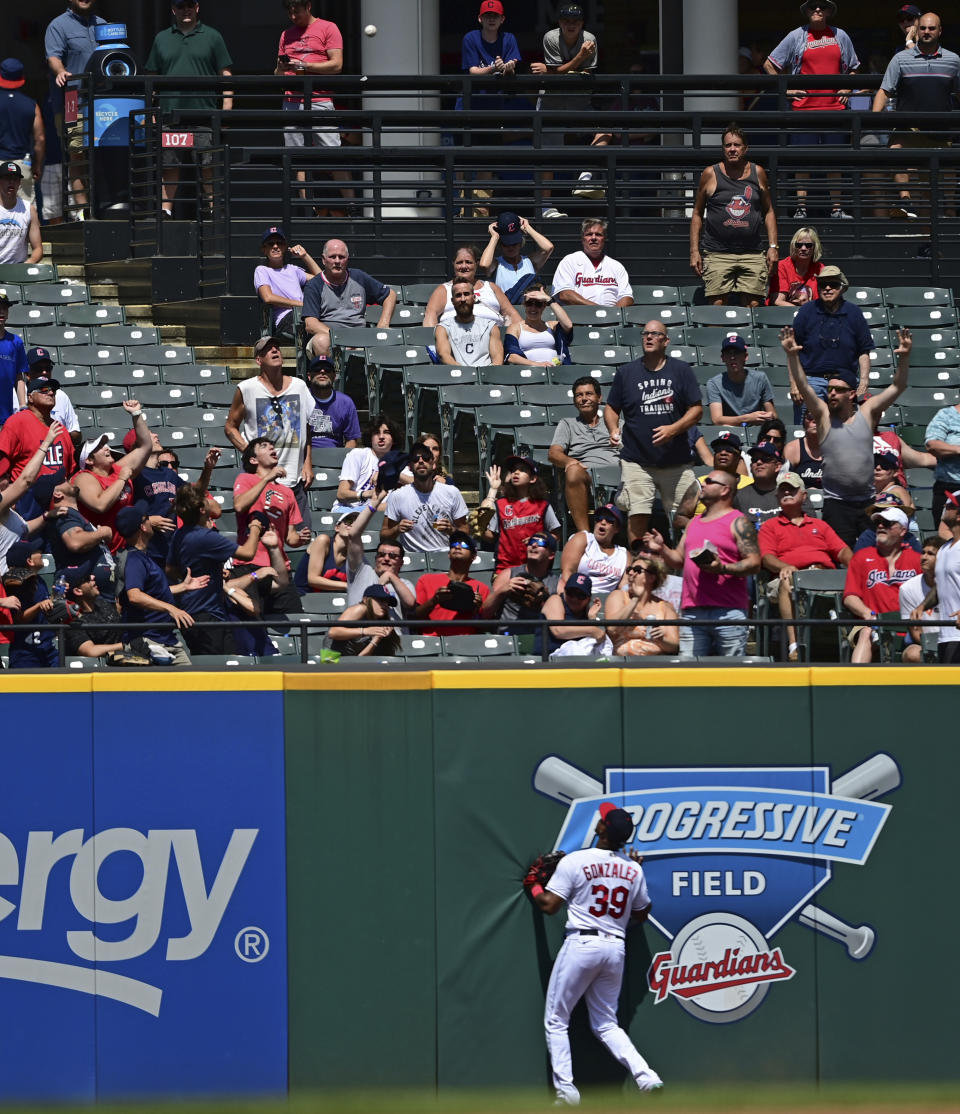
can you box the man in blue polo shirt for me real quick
[44,0,107,218]
[789,265,874,417]
[873,12,960,227]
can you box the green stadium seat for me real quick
[665,345,698,364]
[366,343,432,414]
[367,302,424,327]
[60,304,125,326]
[753,306,799,326]
[25,283,88,305]
[94,407,166,430]
[551,305,622,327]
[631,284,681,305]
[197,382,236,408]
[888,306,957,329]
[575,325,620,345]
[93,325,160,346]
[439,382,518,465]
[25,325,91,348]
[623,304,689,327]
[301,592,350,615]
[64,345,125,366]
[0,262,56,283]
[792,568,849,663]
[398,634,443,657]
[549,364,616,385]
[167,406,223,430]
[199,424,236,448]
[684,326,756,348]
[401,325,437,346]
[689,306,752,328]
[94,365,162,387]
[402,364,478,441]
[475,403,550,478]
[311,446,349,469]
[162,364,231,385]
[5,304,56,326]
[846,286,884,307]
[441,634,517,657]
[401,282,439,305]
[883,285,953,307]
[136,384,199,408]
[191,655,261,668]
[58,365,94,386]
[517,383,575,407]
[567,344,632,365]
[161,427,203,448]
[908,367,960,388]
[477,365,549,385]
[70,384,128,408]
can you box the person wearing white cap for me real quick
[842,504,921,662]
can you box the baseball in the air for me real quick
[364,24,377,36]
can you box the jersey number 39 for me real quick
[588,884,628,919]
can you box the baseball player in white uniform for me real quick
[528,802,663,1104]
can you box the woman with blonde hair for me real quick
[604,556,679,657]
[768,227,824,307]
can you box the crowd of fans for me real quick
[1,2,959,666]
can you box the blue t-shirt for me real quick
[792,298,874,379]
[461,30,521,72]
[9,576,57,668]
[46,506,116,597]
[121,547,178,645]
[606,356,702,468]
[307,389,361,449]
[134,464,185,564]
[705,369,775,417]
[0,330,28,425]
[167,524,237,619]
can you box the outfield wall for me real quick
[0,668,953,1099]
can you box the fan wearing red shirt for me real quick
[0,377,74,483]
[843,506,922,662]
[233,437,311,614]
[764,0,860,220]
[412,531,490,636]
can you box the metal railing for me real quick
[60,72,960,283]
[0,614,950,669]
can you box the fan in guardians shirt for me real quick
[551,221,634,308]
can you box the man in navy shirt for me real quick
[305,357,360,449]
[128,424,187,566]
[117,502,195,664]
[789,265,874,412]
[604,318,703,547]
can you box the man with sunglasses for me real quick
[342,492,415,621]
[764,0,859,220]
[225,334,315,528]
[0,376,75,486]
[873,11,959,234]
[782,323,913,547]
[481,531,559,640]
[788,265,874,407]
[411,530,489,636]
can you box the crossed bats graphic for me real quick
[533,753,901,960]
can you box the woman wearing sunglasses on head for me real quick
[604,557,679,657]
[503,281,574,366]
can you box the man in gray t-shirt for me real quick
[705,335,776,427]
[382,443,470,552]
[435,281,503,366]
[548,375,619,532]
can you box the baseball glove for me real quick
[522,851,565,895]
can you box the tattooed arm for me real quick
[717,514,762,577]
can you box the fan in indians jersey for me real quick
[529,803,663,1105]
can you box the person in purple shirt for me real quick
[253,225,320,338]
[305,357,361,449]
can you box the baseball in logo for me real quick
[533,752,898,1024]
[725,184,752,221]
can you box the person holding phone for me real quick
[254,225,320,338]
[644,469,761,658]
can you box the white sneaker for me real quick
[542,206,567,218]
[793,204,807,219]
[830,207,854,219]
[889,205,918,220]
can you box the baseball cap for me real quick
[898,3,921,17]
[0,292,17,306]
[448,529,478,553]
[0,60,25,90]
[598,802,635,843]
[5,540,40,569]
[503,454,538,474]
[872,507,909,529]
[122,428,141,453]
[26,376,59,395]
[566,572,593,596]
[363,584,393,602]
[26,347,54,368]
[527,531,557,552]
[494,211,523,246]
[944,489,960,509]
[115,501,150,538]
[479,0,504,13]
[827,369,858,389]
[261,225,286,244]
[62,566,93,589]
[0,160,22,177]
[337,509,360,523]
[776,472,804,492]
[753,440,784,461]
[801,0,836,13]
[253,335,282,356]
[867,491,907,516]
[710,429,743,453]
[307,357,335,375]
[873,450,899,469]
[79,434,110,467]
[595,503,623,526]
[558,2,585,17]
[817,264,848,288]
[720,333,747,353]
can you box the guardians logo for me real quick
[534,753,898,1024]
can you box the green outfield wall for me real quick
[0,666,952,1101]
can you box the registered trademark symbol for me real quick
[234,926,269,962]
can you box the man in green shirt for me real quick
[145,0,233,216]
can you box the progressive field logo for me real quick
[0,827,257,1016]
[534,753,899,1024]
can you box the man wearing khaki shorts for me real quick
[689,125,779,307]
[603,320,703,547]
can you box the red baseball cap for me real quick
[479,0,504,14]
[122,428,138,452]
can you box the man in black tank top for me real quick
[689,125,779,307]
